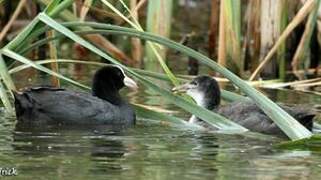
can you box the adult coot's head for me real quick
[92,66,138,104]
[172,76,220,109]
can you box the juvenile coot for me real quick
[14,66,137,126]
[172,76,315,136]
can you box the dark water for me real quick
[1,65,321,179]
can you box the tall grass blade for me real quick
[7,58,247,103]
[100,0,140,29]
[4,17,40,50]
[38,13,248,132]
[43,0,62,14]
[8,59,107,74]
[100,0,179,86]
[37,0,133,65]
[134,104,202,130]
[2,49,89,90]
[47,22,312,140]
[15,17,312,139]
[45,0,74,17]
[4,0,72,51]
[0,53,15,91]
[0,78,13,114]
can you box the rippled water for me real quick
[1,66,321,179]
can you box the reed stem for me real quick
[145,0,173,63]
[292,0,321,79]
[47,30,60,87]
[249,0,316,81]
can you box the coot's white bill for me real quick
[124,76,138,90]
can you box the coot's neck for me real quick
[92,78,123,106]
[196,96,220,110]
[191,89,221,111]
[93,89,123,105]
[189,86,221,123]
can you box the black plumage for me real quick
[14,66,136,127]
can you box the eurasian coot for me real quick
[172,76,315,136]
[14,66,137,126]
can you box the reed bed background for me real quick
[1,0,321,82]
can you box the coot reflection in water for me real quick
[12,124,129,174]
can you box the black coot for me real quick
[172,76,315,136]
[14,66,138,127]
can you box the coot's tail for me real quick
[282,104,316,131]
[297,113,315,131]
[13,91,33,121]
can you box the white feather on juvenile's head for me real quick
[186,88,205,107]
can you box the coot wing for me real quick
[216,101,314,135]
[216,101,279,133]
[15,87,120,125]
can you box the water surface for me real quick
[1,65,321,179]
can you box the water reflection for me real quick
[0,118,321,179]
[90,138,126,173]
[10,124,134,177]
[13,124,128,157]
[2,65,321,179]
